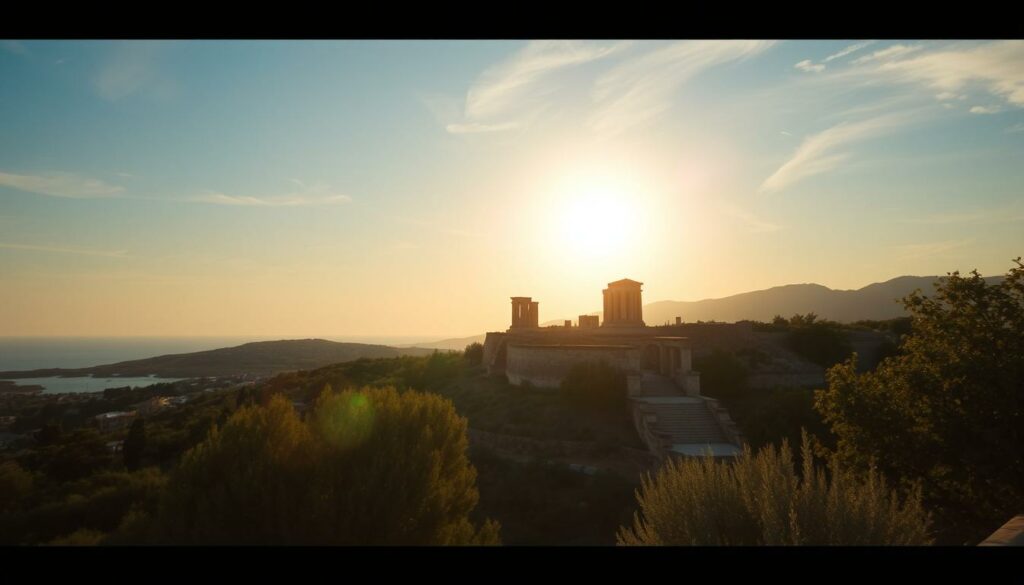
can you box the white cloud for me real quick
[720,204,784,233]
[194,182,352,207]
[969,105,1002,114]
[448,40,775,138]
[853,44,924,64]
[795,59,826,73]
[892,239,971,260]
[864,41,1024,108]
[759,111,915,193]
[589,40,776,136]
[935,92,961,101]
[449,40,627,134]
[824,41,875,62]
[0,242,128,258]
[0,171,124,198]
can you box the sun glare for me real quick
[555,178,640,261]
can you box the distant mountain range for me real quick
[411,275,1004,348]
[642,275,1003,325]
[0,339,436,379]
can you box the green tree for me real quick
[786,314,852,368]
[155,389,499,545]
[464,342,484,366]
[123,418,146,471]
[617,433,931,545]
[815,260,1024,544]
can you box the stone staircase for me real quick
[650,400,728,444]
[631,372,743,458]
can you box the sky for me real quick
[1,39,1022,339]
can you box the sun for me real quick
[556,180,639,260]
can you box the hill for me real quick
[401,334,486,351]
[0,339,438,379]
[529,275,1005,327]
[643,275,1003,324]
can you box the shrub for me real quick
[617,433,932,545]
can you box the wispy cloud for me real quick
[795,59,825,73]
[852,44,923,65]
[793,42,874,76]
[969,105,1002,114]
[0,171,124,199]
[824,41,875,62]
[892,239,971,260]
[0,242,129,258]
[93,41,176,101]
[858,41,1024,108]
[589,40,775,136]
[194,183,352,207]
[449,40,627,134]
[759,111,917,193]
[1008,122,1024,133]
[720,204,784,233]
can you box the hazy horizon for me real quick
[2,40,1022,338]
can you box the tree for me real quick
[815,259,1024,544]
[155,389,499,545]
[123,418,146,471]
[617,433,932,545]
[464,342,484,366]
[781,313,852,368]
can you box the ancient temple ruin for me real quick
[481,278,744,459]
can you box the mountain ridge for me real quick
[0,338,437,379]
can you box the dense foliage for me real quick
[617,433,932,545]
[695,350,829,453]
[153,388,500,545]
[464,342,484,366]
[816,260,1024,544]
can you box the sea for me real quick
[0,335,437,394]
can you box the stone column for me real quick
[603,290,609,325]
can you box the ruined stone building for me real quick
[482,278,744,459]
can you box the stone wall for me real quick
[506,344,641,388]
[482,332,507,374]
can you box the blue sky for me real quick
[1,40,1022,338]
